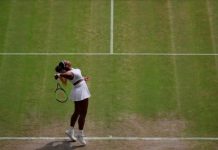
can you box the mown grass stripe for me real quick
[206,0,218,71]
[206,0,217,52]
[167,0,181,113]
[1,0,14,53]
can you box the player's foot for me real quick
[77,130,86,145]
[65,129,77,142]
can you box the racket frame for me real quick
[55,82,68,103]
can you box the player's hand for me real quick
[84,76,90,81]
[54,74,60,80]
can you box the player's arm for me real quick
[55,71,74,80]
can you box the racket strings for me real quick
[55,83,68,103]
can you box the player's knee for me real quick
[72,110,79,117]
[79,112,86,120]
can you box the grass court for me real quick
[0,0,218,149]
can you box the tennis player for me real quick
[54,60,91,145]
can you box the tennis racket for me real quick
[55,82,68,103]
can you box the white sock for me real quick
[79,130,84,135]
[69,127,74,131]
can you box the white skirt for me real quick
[70,81,91,101]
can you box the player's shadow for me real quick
[35,141,85,150]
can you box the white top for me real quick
[69,68,91,101]
[70,68,84,85]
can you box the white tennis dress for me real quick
[70,68,91,101]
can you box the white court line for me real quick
[0,52,218,56]
[0,136,218,141]
[110,0,114,54]
[112,53,218,56]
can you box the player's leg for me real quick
[78,98,89,130]
[65,102,79,141]
[77,98,89,145]
[71,101,80,127]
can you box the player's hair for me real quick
[60,76,67,86]
[55,60,67,73]
[55,65,62,73]
[59,61,66,70]
[55,62,68,86]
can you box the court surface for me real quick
[0,0,218,149]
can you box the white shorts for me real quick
[70,81,91,101]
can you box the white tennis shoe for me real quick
[65,129,77,142]
[77,130,86,145]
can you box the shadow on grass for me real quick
[36,141,85,150]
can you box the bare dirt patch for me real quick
[86,112,187,137]
[118,113,186,136]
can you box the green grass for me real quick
[0,56,217,137]
[176,56,218,136]
[171,0,213,53]
[0,0,218,143]
[114,0,171,52]
[0,0,110,53]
